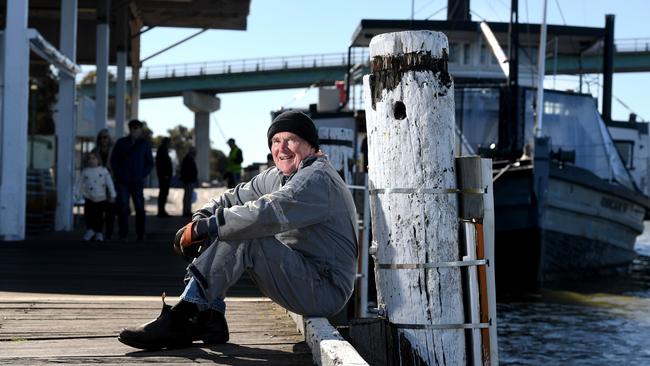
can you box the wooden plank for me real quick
[0,206,314,364]
[0,296,312,364]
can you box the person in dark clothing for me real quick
[225,138,242,188]
[180,147,198,217]
[110,119,154,241]
[156,137,173,218]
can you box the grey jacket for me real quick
[192,155,358,301]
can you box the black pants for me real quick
[158,178,170,214]
[183,183,194,217]
[84,199,109,233]
[104,201,116,239]
[115,181,145,240]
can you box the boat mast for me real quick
[504,0,520,155]
[533,0,548,138]
[602,14,615,123]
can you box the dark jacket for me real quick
[180,154,198,184]
[155,147,173,181]
[110,136,154,184]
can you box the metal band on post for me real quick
[369,187,486,195]
[391,322,490,330]
[377,259,488,269]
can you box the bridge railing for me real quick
[132,51,370,80]
[615,38,650,53]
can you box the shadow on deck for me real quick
[0,212,313,365]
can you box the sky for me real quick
[111,0,650,165]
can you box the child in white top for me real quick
[75,152,116,241]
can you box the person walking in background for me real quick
[110,119,154,241]
[225,138,243,188]
[180,147,198,217]
[91,128,116,239]
[75,152,116,242]
[156,137,172,218]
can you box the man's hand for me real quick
[173,222,208,261]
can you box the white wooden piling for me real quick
[363,31,465,364]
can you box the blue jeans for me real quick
[115,181,145,239]
[180,277,226,313]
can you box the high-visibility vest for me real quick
[226,146,242,173]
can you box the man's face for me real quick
[129,126,142,139]
[271,131,315,176]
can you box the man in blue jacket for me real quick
[110,119,154,241]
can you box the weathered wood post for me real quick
[363,31,465,364]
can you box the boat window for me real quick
[614,140,634,169]
[463,43,472,65]
[449,43,460,64]
[523,89,635,189]
[454,88,499,155]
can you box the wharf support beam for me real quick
[183,91,220,183]
[55,0,78,231]
[0,0,30,241]
[363,31,464,364]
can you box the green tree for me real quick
[210,148,227,181]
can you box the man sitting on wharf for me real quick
[118,111,358,350]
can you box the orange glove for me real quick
[173,217,215,261]
[173,222,204,260]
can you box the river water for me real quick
[497,223,650,365]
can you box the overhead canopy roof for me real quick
[350,19,605,56]
[0,0,251,65]
[129,0,250,29]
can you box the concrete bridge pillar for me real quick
[182,91,220,184]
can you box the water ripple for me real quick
[498,255,650,365]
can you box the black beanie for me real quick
[267,111,319,151]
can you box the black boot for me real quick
[118,298,196,350]
[190,309,229,344]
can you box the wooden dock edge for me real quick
[286,311,369,366]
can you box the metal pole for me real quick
[345,46,352,109]
[141,29,207,63]
[534,0,548,138]
[602,14,615,122]
[463,221,481,366]
[481,158,499,366]
[553,37,558,89]
[359,174,370,318]
[505,0,520,152]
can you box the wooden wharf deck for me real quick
[0,212,313,365]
